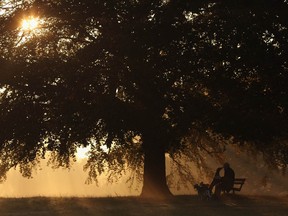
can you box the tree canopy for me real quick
[0,0,288,196]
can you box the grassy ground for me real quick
[0,195,287,216]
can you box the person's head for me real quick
[223,162,230,169]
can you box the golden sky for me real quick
[0,158,140,197]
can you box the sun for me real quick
[21,17,39,31]
[16,16,45,46]
[76,146,91,160]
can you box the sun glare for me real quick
[76,146,91,160]
[21,17,39,31]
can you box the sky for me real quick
[0,157,141,197]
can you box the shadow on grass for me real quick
[0,195,287,216]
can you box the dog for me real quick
[194,182,212,200]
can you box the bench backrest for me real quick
[232,178,246,192]
[234,178,246,184]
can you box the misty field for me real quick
[0,195,287,216]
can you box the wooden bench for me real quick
[230,178,246,193]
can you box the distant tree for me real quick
[0,0,287,197]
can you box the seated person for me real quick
[209,162,235,197]
[209,167,222,191]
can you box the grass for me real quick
[0,195,287,216]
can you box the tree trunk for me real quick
[140,139,172,199]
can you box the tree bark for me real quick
[140,139,172,199]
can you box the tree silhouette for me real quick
[0,0,287,197]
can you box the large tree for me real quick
[0,0,287,197]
